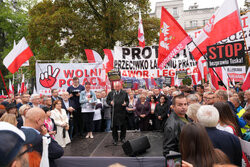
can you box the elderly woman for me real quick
[154,95,169,131]
[51,100,71,147]
[186,103,201,123]
[135,94,150,131]
[79,82,97,139]
[17,104,31,128]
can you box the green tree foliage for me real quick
[0,0,31,93]
[28,0,160,62]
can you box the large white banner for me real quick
[36,63,109,95]
[114,46,198,78]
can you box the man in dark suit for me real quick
[51,89,63,105]
[21,107,64,167]
[61,92,75,139]
[197,105,242,166]
[107,81,129,145]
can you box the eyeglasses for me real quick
[17,144,34,158]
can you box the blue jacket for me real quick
[79,90,97,108]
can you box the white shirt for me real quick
[216,123,234,134]
[93,99,102,121]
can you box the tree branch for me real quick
[86,0,103,20]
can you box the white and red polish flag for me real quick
[215,67,229,89]
[24,82,28,93]
[189,0,242,61]
[17,83,21,95]
[158,7,191,69]
[138,10,145,48]
[20,74,25,94]
[242,68,250,91]
[103,49,114,72]
[8,80,13,94]
[3,37,33,74]
[84,49,102,63]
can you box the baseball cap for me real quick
[0,122,26,166]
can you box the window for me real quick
[190,20,197,27]
[173,7,178,16]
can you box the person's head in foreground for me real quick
[180,123,230,167]
[0,122,32,167]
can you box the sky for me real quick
[149,0,246,12]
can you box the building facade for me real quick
[150,0,217,32]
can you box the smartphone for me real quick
[165,151,182,167]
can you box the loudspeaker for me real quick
[122,136,150,156]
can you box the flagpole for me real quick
[190,40,227,89]
[0,70,9,97]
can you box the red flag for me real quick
[189,0,242,61]
[158,7,191,69]
[209,68,219,90]
[103,49,114,72]
[191,75,197,85]
[138,10,145,48]
[84,49,102,63]
[3,37,33,74]
[151,77,157,87]
[242,68,250,91]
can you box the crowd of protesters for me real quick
[0,76,250,167]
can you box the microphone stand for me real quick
[111,91,115,130]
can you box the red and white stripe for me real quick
[3,37,33,74]
[17,83,21,95]
[84,49,102,63]
[242,68,250,91]
[189,0,242,61]
[103,49,114,72]
[138,10,145,48]
[8,80,14,95]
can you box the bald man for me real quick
[106,81,129,145]
[21,107,64,167]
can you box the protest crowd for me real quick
[0,0,250,166]
[0,76,250,167]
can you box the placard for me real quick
[176,70,187,79]
[207,41,245,67]
[107,70,121,81]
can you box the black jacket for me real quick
[106,90,129,126]
[163,111,191,156]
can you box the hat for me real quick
[0,122,26,166]
[5,103,17,112]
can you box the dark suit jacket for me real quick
[21,127,64,167]
[206,127,242,166]
[61,100,74,115]
[17,116,24,129]
[51,96,63,106]
[106,90,129,126]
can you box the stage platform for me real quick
[64,131,163,157]
[55,131,166,167]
